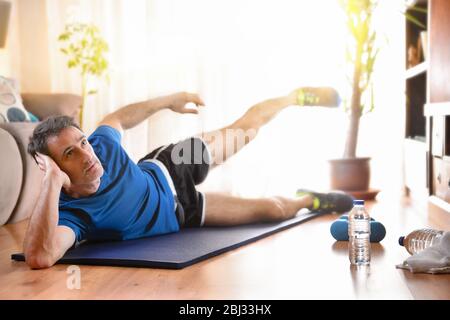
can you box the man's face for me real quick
[47,126,104,185]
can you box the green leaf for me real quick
[404,13,426,29]
[68,60,78,68]
[408,6,427,14]
[87,89,98,95]
[58,33,70,41]
[58,22,110,90]
[369,84,375,113]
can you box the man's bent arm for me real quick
[98,92,204,134]
[23,173,75,269]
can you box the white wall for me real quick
[0,0,51,92]
[0,0,20,80]
[17,0,51,92]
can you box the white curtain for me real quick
[43,0,405,198]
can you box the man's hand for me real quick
[168,92,205,114]
[35,153,71,190]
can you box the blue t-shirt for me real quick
[58,125,180,244]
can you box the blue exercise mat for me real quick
[11,211,322,269]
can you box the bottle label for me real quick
[349,220,370,234]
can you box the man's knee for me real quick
[192,162,209,185]
[262,198,287,222]
[192,137,210,184]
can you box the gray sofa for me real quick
[0,93,81,225]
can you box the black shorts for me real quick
[138,137,211,228]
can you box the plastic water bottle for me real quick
[398,228,444,255]
[348,200,371,265]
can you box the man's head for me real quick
[28,116,104,185]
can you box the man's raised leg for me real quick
[197,87,340,168]
[198,94,293,168]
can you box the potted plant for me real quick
[331,0,427,199]
[329,0,379,197]
[58,23,109,128]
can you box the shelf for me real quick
[405,0,450,208]
[405,61,428,79]
[405,136,426,144]
[429,195,450,213]
[424,102,450,116]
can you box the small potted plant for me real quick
[58,22,109,128]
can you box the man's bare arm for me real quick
[23,154,75,269]
[98,92,205,134]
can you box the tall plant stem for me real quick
[343,42,363,159]
[80,74,87,129]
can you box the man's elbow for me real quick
[24,251,57,269]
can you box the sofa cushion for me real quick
[0,76,30,123]
[21,93,82,122]
[0,127,22,225]
[0,122,43,224]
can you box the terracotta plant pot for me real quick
[328,157,371,191]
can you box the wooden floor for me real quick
[1,195,449,300]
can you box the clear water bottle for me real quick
[348,200,371,265]
[398,228,444,255]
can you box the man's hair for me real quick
[28,115,80,161]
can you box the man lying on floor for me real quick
[24,87,353,269]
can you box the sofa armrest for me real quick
[0,127,23,225]
[21,93,82,122]
[0,122,43,224]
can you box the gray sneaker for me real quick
[296,189,354,214]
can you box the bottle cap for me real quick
[398,236,405,246]
[353,200,364,205]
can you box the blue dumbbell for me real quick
[330,214,386,242]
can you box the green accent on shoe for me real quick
[295,87,341,107]
[297,89,320,106]
[297,89,305,106]
[296,190,320,210]
[312,197,320,210]
[296,188,354,214]
[296,190,307,198]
